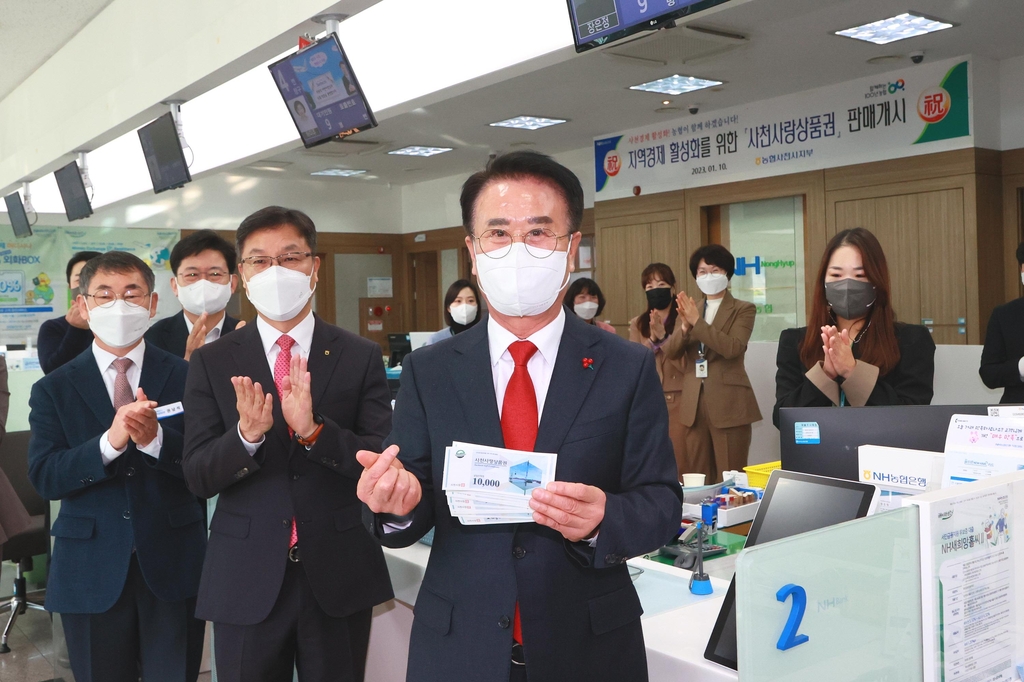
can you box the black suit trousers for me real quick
[61,554,204,682]
[213,560,372,682]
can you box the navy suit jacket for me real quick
[182,316,394,625]
[28,343,206,614]
[145,310,243,359]
[980,297,1024,404]
[365,313,682,682]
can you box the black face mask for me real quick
[825,279,876,320]
[645,287,673,311]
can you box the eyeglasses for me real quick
[84,289,151,309]
[239,252,313,273]
[474,228,570,259]
[177,270,232,285]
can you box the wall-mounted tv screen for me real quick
[568,0,733,52]
[4,192,32,238]
[268,32,377,148]
[54,161,93,222]
[138,112,192,193]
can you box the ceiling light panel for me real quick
[489,116,567,130]
[630,75,723,96]
[835,13,953,45]
[311,169,367,176]
[387,146,453,157]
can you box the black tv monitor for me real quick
[567,0,733,52]
[778,404,990,481]
[4,192,32,238]
[703,470,877,671]
[53,161,93,221]
[138,112,192,193]
[388,333,412,368]
[268,33,377,148]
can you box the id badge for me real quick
[695,359,708,378]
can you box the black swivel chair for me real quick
[0,431,48,654]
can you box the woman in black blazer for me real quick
[774,228,935,427]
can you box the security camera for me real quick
[910,50,925,64]
[688,104,699,115]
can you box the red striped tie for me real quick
[500,341,539,646]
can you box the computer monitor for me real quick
[4,191,32,238]
[388,333,412,368]
[567,0,733,52]
[779,404,990,481]
[138,112,192,193]
[703,470,877,671]
[53,160,93,221]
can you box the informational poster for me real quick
[367,277,393,298]
[0,226,179,346]
[942,415,1024,487]
[594,57,972,199]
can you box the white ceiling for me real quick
[0,0,117,100]
[247,0,1024,187]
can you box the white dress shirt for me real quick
[487,308,566,421]
[239,311,315,453]
[93,340,163,465]
[184,311,226,344]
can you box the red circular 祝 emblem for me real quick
[917,87,950,124]
[604,151,621,177]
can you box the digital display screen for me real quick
[4,192,32,238]
[138,112,192,194]
[268,33,377,148]
[567,0,733,51]
[54,161,93,222]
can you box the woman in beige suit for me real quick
[664,245,761,483]
[629,263,688,479]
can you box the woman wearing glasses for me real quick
[145,230,245,361]
[426,279,483,345]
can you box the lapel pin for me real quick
[582,357,594,370]
[324,350,330,356]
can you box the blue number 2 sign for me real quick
[776,584,809,651]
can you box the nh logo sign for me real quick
[736,256,761,276]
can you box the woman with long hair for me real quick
[426,279,482,345]
[629,263,687,477]
[773,227,935,426]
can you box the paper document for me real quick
[442,442,557,525]
[941,415,1024,487]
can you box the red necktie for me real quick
[274,335,299,548]
[500,340,538,646]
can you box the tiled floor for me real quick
[0,563,214,682]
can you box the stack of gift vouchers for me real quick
[443,441,558,525]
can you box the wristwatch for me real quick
[296,412,325,447]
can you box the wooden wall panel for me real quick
[874,194,922,326]
[918,190,967,340]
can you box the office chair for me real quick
[0,431,48,654]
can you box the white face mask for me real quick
[450,303,477,326]
[474,237,573,318]
[176,279,232,316]
[87,300,153,348]
[244,266,315,322]
[696,273,729,296]
[1020,272,1023,287]
[574,301,599,320]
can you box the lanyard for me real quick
[839,389,846,407]
[698,300,707,358]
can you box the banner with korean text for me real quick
[594,57,972,200]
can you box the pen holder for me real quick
[688,521,713,596]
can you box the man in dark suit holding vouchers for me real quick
[182,207,394,682]
[28,251,206,682]
[357,152,682,682]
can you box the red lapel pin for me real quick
[582,357,594,370]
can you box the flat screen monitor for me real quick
[268,33,377,148]
[567,0,733,52]
[388,333,412,368]
[53,161,93,222]
[4,192,32,238]
[703,470,877,671]
[779,404,990,481]
[138,112,192,193]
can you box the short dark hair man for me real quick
[182,206,394,682]
[146,230,244,361]
[356,151,682,681]
[980,241,1024,402]
[37,250,102,373]
[28,250,206,682]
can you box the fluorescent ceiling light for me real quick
[388,146,453,157]
[630,75,722,96]
[311,169,367,176]
[489,116,567,130]
[835,13,953,45]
